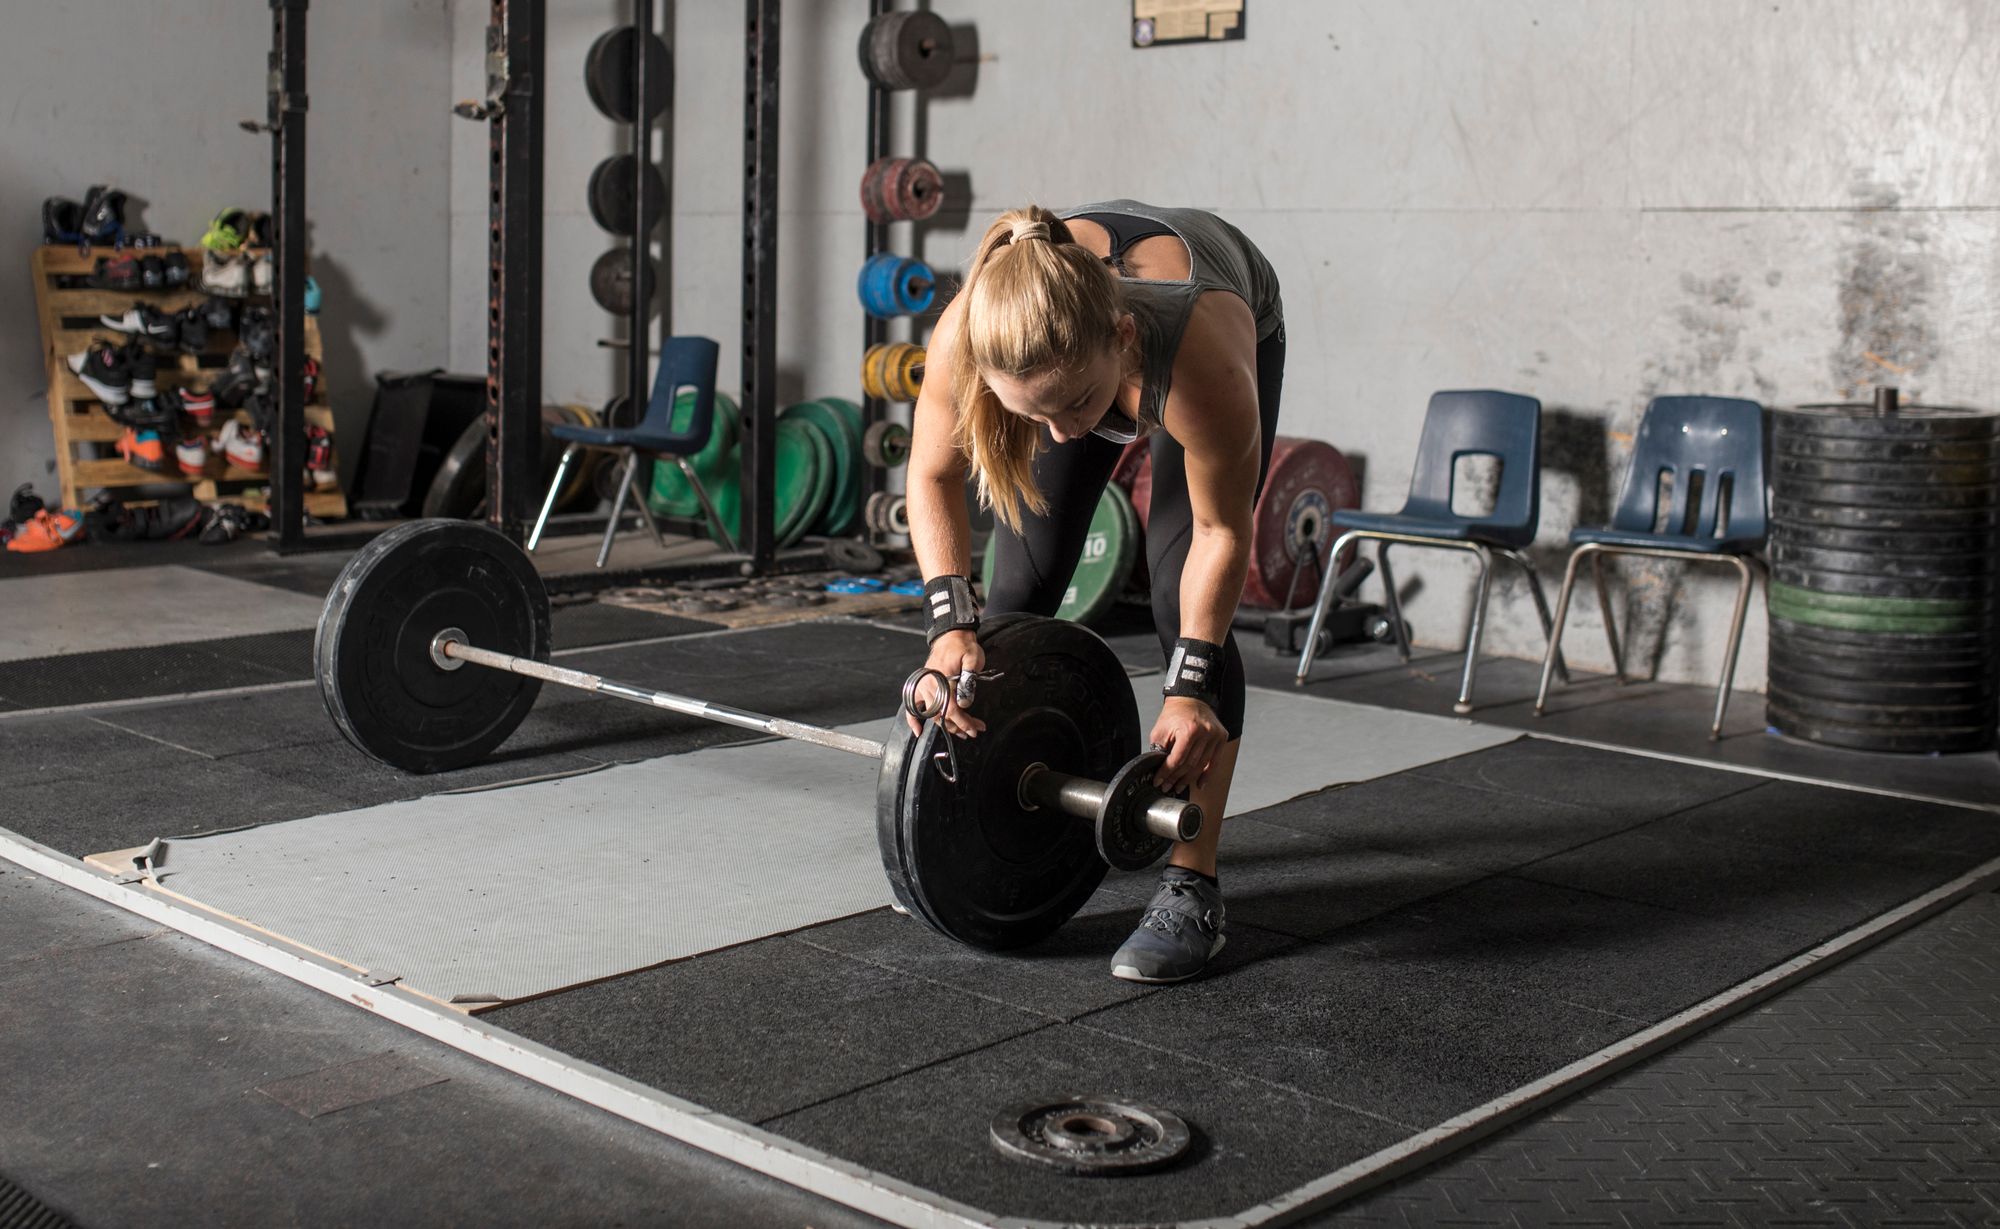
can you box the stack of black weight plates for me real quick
[1766,400,2000,753]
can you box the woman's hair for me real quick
[948,204,1124,531]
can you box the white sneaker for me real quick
[216,419,266,472]
[251,252,273,296]
[202,249,249,298]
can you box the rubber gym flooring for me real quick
[2,552,1997,1227]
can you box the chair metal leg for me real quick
[527,443,580,553]
[1294,528,1364,684]
[1534,548,1585,717]
[1710,555,1758,740]
[624,458,667,548]
[596,449,636,569]
[1454,545,1496,714]
[1376,541,1412,661]
[677,456,738,554]
[1590,548,1627,684]
[1507,549,1569,685]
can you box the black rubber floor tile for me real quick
[93,685,333,759]
[1408,737,1760,822]
[1327,873,1808,1022]
[0,714,194,788]
[1145,816,1486,939]
[1079,940,1639,1130]
[796,894,1302,1022]
[549,601,710,650]
[1520,784,1989,940]
[1659,779,2000,862]
[1245,770,1645,873]
[489,936,1049,1124]
[767,1023,1405,1225]
[224,738,609,808]
[0,865,162,966]
[2,757,357,858]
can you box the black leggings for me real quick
[984,325,1286,740]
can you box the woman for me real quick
[906,200,1285,983]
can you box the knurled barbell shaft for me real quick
[437,637,1199,837]
[1019,765,1203,843]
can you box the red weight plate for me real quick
[1243,437,1360,610]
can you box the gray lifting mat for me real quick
[101,678,1512,1005]
[0,566,324,662]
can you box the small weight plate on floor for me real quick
[1770,453,2000,486]
[826,577,887,594]
[583,26,672,123]
[1766,700,1996,755]
[588,247,655,315]
[858,9,955,89]
[1769,496,2000,532]
[990,1095,1192,1176]
[315,519,549,773]
[878,614,1133,949]
[1092,750,1175,872]
[586,154,666,236]
[1775,403,2000,441]
[825,538,884,573]
[1768,517,1996,555]
[1769,563,1995,602]
[1768,539,1994,579]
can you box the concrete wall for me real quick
[1,0,455,495]
[448,0,2000,688]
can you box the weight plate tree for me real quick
[315,522,1200,949]
[1766,395,1999,754]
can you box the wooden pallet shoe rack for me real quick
[31,244,346,517]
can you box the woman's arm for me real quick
[905,295,975,579]
[1160,291,1264,645]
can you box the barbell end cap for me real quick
[430,628,468,672]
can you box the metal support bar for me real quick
[486,0,545,541]
[1019,766,1202,843]
[860,0,893,524]
[628,0,657,475]
[740,0,781,569]
[266,0,309,551]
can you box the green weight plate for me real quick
[648,392,741,518]
[1063,485,1137,628]
[1770,564,1996,602]
[776,412,834,547]
[1767,579,1987,617]
[785,399,860,537]
[1767,593,1987,635]
[1768,496,2000,532]
[698,415,820,546]
[821,398,867,535]
[702,469,741,545]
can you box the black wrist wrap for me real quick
[1162,637,1225,707]
[923,574,980,643]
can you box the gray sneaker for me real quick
[1110,867,1225,983]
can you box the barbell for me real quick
[314,520,1202,950]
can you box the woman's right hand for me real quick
[908,630,989,738]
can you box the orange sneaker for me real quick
[115,427,167,473]
[6,510,69,552]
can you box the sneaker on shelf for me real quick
[198,296,237,334]
[77,185,128,247]
[50,506,85,544]
[125,232,166,249]
[202,248,249,298]
[250,252,273,296]
[116,426,167,473]
[245,211,272,248]
[202,208,248,253]
[66,341,131,405]
[179,385,216,425]
[216,418,266,473]
[305,422,337,488]
[163,250,190,289]
[243,390,274,435]
[212,347,257,408]
[41,196,82,245]
[172,306,208,355]
[99,301,179,343]
[5,510,70,553]
[10,484,46,522]
[88,252,141,291]
[174,433,209,477]
[120,343,158,399]
[139,254,165,290]
[301,356,320,403]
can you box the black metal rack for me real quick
[860,0,893,521]
[740,0,781,570]
[484,0,546,541]
[265,0,310,551]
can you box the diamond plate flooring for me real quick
[1315,889,2000,1229]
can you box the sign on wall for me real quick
[1132,0,1245,47]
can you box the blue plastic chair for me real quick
[527,336,736,567]
[1295,390,1566,712]
[1534,395,1767,739]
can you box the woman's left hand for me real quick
[1149,697,1228,796]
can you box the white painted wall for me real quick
[447,0,2000,689]
[0,0,455,494]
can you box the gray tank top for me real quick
[1059,200,1284,444]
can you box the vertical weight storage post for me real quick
[486,0,546,541]
[740,0,781,569]
[860,0,893,522]
[627,0,657,481]
[266,0,309,550]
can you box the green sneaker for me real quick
[1110,867,1225,984]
